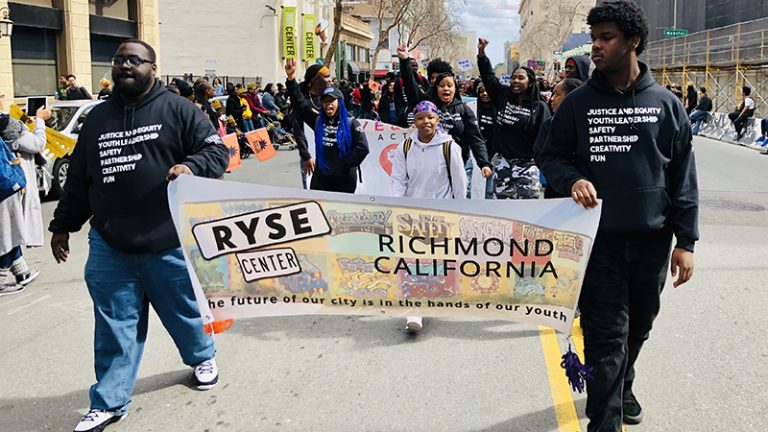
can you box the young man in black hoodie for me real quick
[49,40,229,432]
[565,55,592,83]
[539,2,698,430]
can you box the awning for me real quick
[347,61,360,75]
[373,69,389,78]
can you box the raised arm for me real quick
[477,38,506,100]
[397,44,423,111]
[284,59,319,129]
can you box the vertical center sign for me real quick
[282,7,297,59]
[304,14,316,63]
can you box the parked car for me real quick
[40,100,103,198]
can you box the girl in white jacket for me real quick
[390,100,468,332]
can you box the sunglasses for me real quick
[111,55,154,68]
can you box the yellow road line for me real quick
[539,326,582,432]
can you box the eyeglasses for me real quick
[111,55,154,67]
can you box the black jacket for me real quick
[400,58,491,168]
[478,54,551,160]
[49,81,229,253]
[696,95,712,112]
[539,62,699,251]
[286,79,369,177]
[226,93,243,120]
[476,99,496,156]
[567,55,592,82]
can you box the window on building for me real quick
[11,26,58,97]
[90,35,126,94]
[12,0,54,6]
[89,0,135,20]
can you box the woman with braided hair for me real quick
[477,38,551,200]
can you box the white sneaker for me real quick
[405,316,423,333]
[193,358,218,390]
[73,410,126,432]
[0,283,24,297]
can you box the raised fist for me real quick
[285,59,297,80]
[396,43,409,60]
[478,38,490,56]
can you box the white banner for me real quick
[168,176,602,334]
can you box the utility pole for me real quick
[672,0,678,29]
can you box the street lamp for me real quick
[0,7,13,38]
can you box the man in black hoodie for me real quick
[49,40,229,432]
[540,2,698,430]
[565,55,592,83]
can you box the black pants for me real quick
[310,170,357,193]
[728,110,753,136]
[580,230,672,432]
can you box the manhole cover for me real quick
[700,199,766,212]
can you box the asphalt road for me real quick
[1,136,766,432]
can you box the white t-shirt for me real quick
[744,97,755,110]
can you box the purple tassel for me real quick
[561,343,593,393]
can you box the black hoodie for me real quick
[478,55,551,160]
[49,80,229,253]
[567,55,592,83]
[286,79,369,177]
[539,62,699,251]
[399,58,491,168]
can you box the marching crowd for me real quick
[0,1,700,432]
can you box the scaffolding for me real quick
[644,17,768,116]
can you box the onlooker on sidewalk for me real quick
[753,116,768,151]
[66,74,93,100]
[689,87,712,135]
[728,86,755,140]
[98,78,113,100]
[0,100,50,295]
[49,40,228,432]
[685,84,697,115]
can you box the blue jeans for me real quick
[0,246,21,269]
[84,229,215,414]
[243,118,255,132]
[689,110,708,135]
[464,157,494,199]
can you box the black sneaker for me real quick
[622,391,644,425]
[16,270,40,286]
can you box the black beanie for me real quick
[172,78,194,98]
[304,64,322,83]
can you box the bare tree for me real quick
[399,0,458,52]
[324,0,344,67]
[370,0,413,71]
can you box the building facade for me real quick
[0,0,159,102]
[518,0,595,76]
[159,0,339,86]
[635,0,768,43]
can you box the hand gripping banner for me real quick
[169,176,601,336]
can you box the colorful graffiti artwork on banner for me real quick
[169,176,602,334]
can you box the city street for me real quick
[1,135,766,432]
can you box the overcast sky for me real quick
[446,0,521,63]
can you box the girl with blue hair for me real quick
[284,59,369,193]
